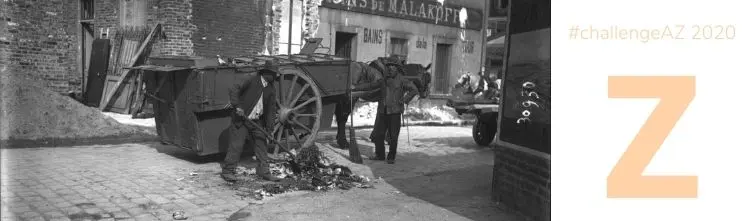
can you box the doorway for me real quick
[81,23,94,92]
[335,32,356,59]
[434,43,452,94]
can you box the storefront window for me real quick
[389,38,408,61]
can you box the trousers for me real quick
[222,118,271,174]
[372,112,402,160]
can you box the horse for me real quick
[331,58,432,149]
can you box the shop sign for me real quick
[416,37,428,49]
[322,0,483,31]
[363,28,384,44]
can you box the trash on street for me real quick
[231,145,374,200]
[172,211,188,220]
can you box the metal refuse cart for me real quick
[134,53,432,156]
[132,54,351,156]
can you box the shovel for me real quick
[243,119,301,173]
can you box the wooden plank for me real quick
[100,24,161,110]
[131,71,146,118]
[100,33,124,108]
[114,39,139,113]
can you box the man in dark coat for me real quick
[370,59,418,164]
[221,60,281,182]
[367,57,402,144]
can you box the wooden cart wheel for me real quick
[270,68,323,157]
[472,119,497,146]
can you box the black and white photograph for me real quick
[0,0,549,220]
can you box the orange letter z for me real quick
[607,76,698,198]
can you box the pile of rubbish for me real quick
[237,145,374,200]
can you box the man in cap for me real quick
[370,57,418,164]
[221,60,282,182]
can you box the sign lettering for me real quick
[322,0,483,30]
[363,28,384,44]
[607,76,698,198]
[416,37,428,49]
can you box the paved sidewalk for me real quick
[1,126,518,221]
[0,144,248,221]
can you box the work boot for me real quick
[221,169,238,182]
[337,138,349,149]
[386,152,396,164]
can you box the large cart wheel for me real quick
[270,68,323,157]
[472,119,497,146]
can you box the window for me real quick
[80,0,94,21]
[389,37,408,61]
[120,0,147,27]
[492,0,508,10]
[278,0,304,55]
[490,0,509,17]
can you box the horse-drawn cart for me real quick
[446,97,500,146]
[130,51,431,157]
[130,53,351,157]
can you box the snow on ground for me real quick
[101,102,466,129]
[101,112,156,128]
[336,102,467,127]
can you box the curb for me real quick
[0,134,159,149]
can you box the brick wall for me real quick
[1,0,268,94]
[1,0,81,94]
[157,0,195,56]
[492,145,551,221]
[190,0,267,57]
[93,0,120,38]
[94,0,268,57]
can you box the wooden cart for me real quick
[130,53,357,157]
[133,51,431,158]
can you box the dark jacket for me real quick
[378,72,418,115]
[228,74,276,129]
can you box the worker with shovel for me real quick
[221,60,283,183]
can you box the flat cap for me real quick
[259,60,280,76]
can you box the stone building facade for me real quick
[270,0,485,97]
[1,0,271,94]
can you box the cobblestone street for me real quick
[0,143,249,221]
[1,126,514,221]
